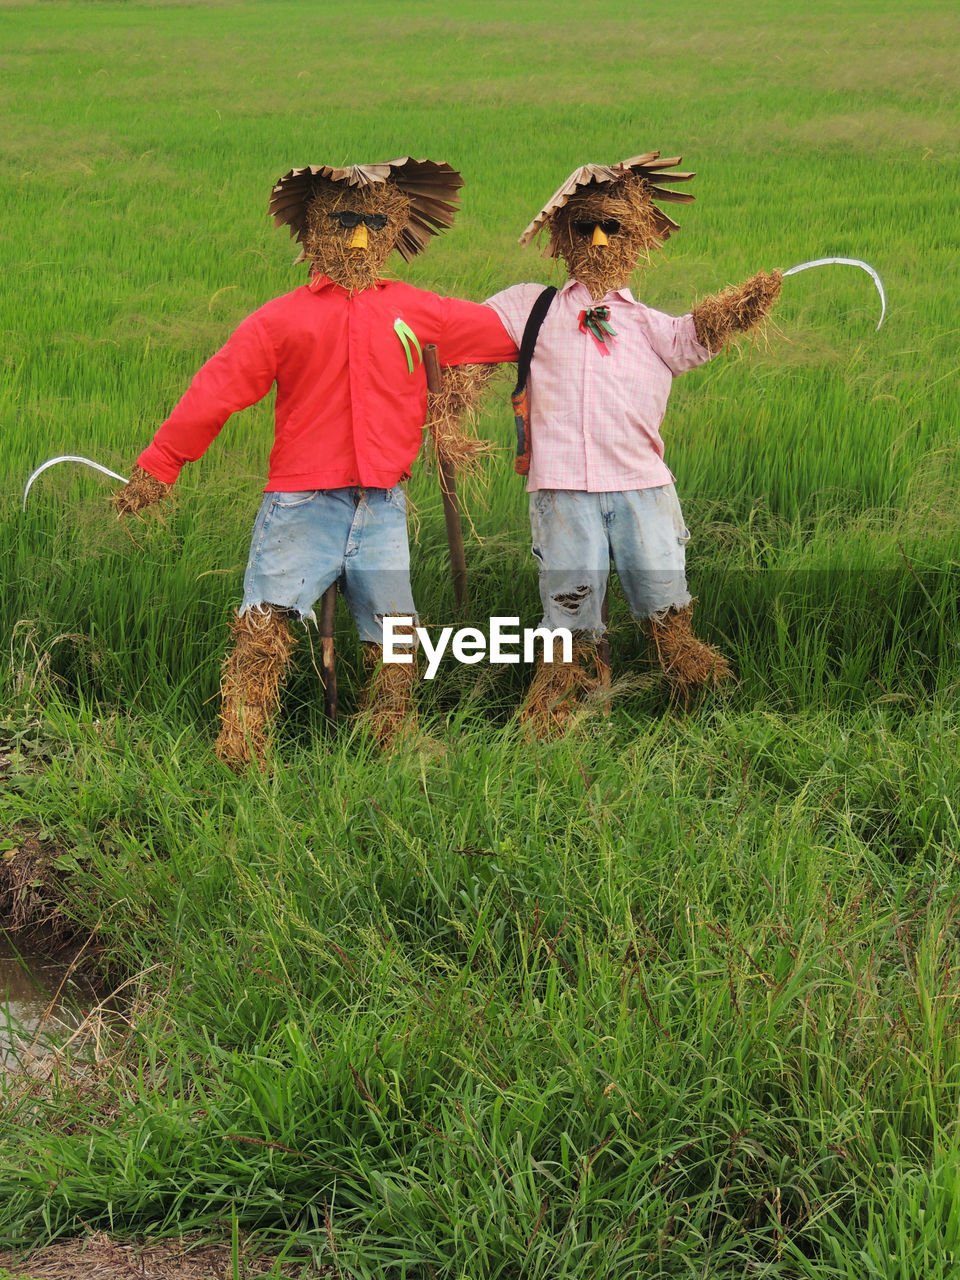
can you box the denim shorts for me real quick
[529,485,693,635]
[240,486,417,642]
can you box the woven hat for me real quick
[269,157,464,263]
[519,152,696,255]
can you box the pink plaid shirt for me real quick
[485,279,713,492]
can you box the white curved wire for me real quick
[22,455,128,512]
[782,257,886,330]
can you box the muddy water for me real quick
[1,933,97,1065]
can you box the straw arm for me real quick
[691,270,782,354]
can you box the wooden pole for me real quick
[423,343,468,614]
[598,582,611,690]
[318,581,338,722]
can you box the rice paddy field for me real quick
[1,0,960,1275]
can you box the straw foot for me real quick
[518,639,610,740]
[642,603,731,702]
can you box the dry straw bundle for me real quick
[427,363,499,475]
[112,465,170,516]
[691,270,784,352]
[359,635,418,751]
[520,152,695,253]
[519,639,611,739]
[642,603,731,699]
[215,608,297,769]
[269,157,464,263]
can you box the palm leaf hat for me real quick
[268,157,465,263]
[519,152,697,255]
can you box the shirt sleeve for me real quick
[433,295,519,368]
[639,307,714,377]
[483,282,548,348]
[137,311,277,485]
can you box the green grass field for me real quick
[2,0,960,1275]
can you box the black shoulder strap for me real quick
[513,286,557,395]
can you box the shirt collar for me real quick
[561,278,636,305]
[307,271,388,295]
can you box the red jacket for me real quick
[138,274,518,491]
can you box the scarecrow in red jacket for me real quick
[115,157,516,767]
[485,153,781,737]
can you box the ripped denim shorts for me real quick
[240,485,417,642]
[529,485,692,636]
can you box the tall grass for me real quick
[2,0,960,1275]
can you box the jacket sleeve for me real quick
[433,296,519,368]
[137,311,277,484]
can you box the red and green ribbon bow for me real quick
[578,306,618,355]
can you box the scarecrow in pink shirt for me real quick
[486,153,781,737]
[114,157,517,768]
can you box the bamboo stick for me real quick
[423,343,468,613]
[318,582,338,721]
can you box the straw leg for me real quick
[214,607,297,771]
[357,630,419,752]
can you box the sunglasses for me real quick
[328,211,389,231]
[572,218,622,238]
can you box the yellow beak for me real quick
[349,224,369,251]
[591,226,609,248]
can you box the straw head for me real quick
[269,157,464,263]
[520,152,695,256]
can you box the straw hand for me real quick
[114,464,171,516]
